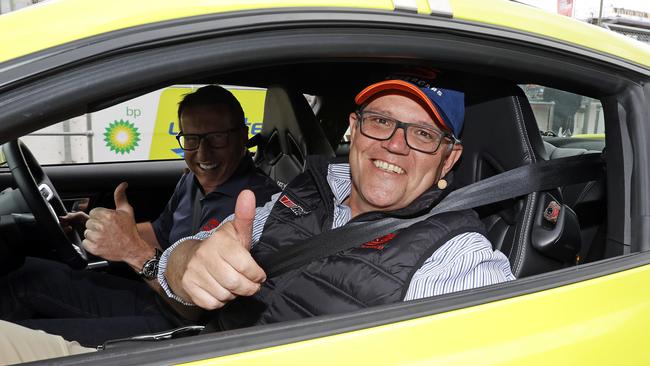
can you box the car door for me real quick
[1,1,650,365]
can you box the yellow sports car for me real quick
[0,0,649,364]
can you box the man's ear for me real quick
[348,112,359,141]
[241,125,249,141]
[240,125,250,150]
[440,143,463,178]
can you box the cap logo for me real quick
[387,75,445,98]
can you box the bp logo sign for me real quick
[104,119,141,154]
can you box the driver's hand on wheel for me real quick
[58,211,89,234]
[83,182,151,267]
[168,190,265,310]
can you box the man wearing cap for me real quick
[159,75,515,325]
[0,76,516,363]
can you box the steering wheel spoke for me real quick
[1,139,87,269]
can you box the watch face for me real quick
[142,259,159,279]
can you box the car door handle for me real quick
[63,197,90,212]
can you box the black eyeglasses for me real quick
[175,127,242,151]
[356,110,455,154]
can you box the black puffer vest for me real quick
[215,156,485,329]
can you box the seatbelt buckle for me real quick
[543,200,561,225]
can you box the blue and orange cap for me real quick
[355,78,465,140]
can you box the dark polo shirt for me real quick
[152,155,279,249]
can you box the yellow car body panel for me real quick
[182,263,650,365]
[2,0,650,69]
[452,0,650,68]
[572,133,605,139]
[0,0,394,64]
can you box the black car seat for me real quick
[455,83,583,278]
[543,141,607,263]
[254,85,335,188]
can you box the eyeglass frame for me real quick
[355,110,458,154]
[175,126,244,151]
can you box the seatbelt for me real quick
[262,153,604,278]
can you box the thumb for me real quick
[114,182,134,215]
[233,189,256,250]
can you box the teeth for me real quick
[199,163,218,170]
[373,160,404,174]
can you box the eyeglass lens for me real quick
[360,113,443,153]
[178,132,229,150]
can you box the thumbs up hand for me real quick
[83,182,151,268]
[170,189,265,310]
[113,181,135,217]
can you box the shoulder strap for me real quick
[263,153,604,277]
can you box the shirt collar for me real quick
[327,163,352,205]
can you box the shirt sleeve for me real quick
[403,232,515,301]
[158,192,282,304]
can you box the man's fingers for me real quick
[184,282,230,310]
[233,190,256,250]
[59,211,88,223]
[88,207,113,221]
[81,238,97,254]
[85,218,101,231]
[210,258,263,296]
[221,246,266,284]
[83,229,100,243]
[113,182,133,215]
[182,264,239,309]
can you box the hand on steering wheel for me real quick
[2,140,87,269]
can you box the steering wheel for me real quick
[2,140,87,269]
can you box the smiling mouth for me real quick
[372,159,405,174]
[198,162,218,170]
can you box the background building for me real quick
[518,0,650,43]
[0,0,43,14]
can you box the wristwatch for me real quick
[139,248,162,280]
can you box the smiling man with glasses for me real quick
[160,72,514,329]
[0,85,280,346]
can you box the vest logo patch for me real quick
[361,233,396,250]
[279,195,310,216]
[201,218,220,232]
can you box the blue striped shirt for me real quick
[159,163,515,304]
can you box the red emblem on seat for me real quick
[361,233,396,250]
[543,201,561,224]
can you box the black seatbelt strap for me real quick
[263,153,604,278]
